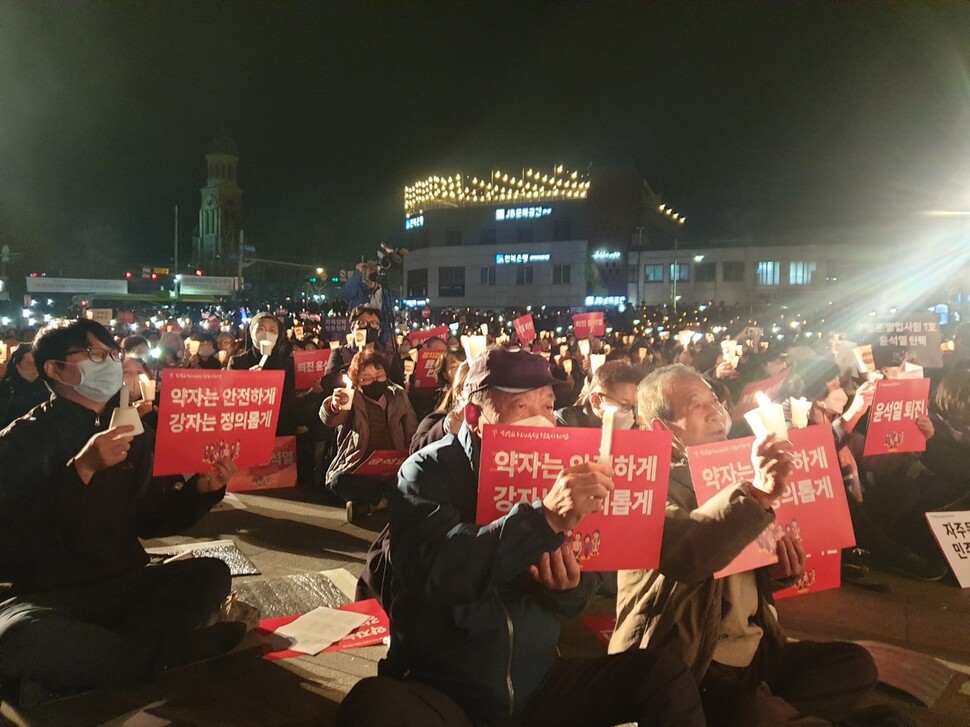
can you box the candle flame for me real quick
[342,374,353,388]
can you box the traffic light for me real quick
[308,276,318,284]
[330,276,340,284]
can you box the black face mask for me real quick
[368,272,379,283]
[362,380,388,400]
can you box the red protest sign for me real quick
[774,549,842,600]
[731,368,791,420]
[409,325,450,346]
[293,348,332,390]
[353,449,409,477]
[687,425,854,578]
[572,312,605,338]
[154,369,284,476]
[413,349,443,388]
[257,598,389,661]
[477,425,673,571]
[227,436,297,492]
[513,314,537,346]
[862,378,930,457]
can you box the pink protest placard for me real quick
[514,314,537,346]
[477,425,673,571]
[862,378,930,457]
[227,436,297,492]
[293,348,333,390]
[413,349,444,388]
[774,549,842,600]
[154,369,284,476]
[731,368,791,420]
[687,425,854,578]
[409,325,450,347]
[257,598,390,661]
[572,312,605,338]
[353,449,409,477]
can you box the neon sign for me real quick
[495,207,552,221]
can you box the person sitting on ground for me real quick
[321,349,417,523]
[228,312,297,435]
[555,359,640,430]
[0,319,245,704]
[0,345,49,430]
[339,349,706,727]
[610,363,878,726]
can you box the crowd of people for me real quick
[1,296,968,724]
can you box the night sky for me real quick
[2,2,970,275]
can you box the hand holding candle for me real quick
[744,391,788,441]
[335,374,355,411]
[258,339,274,368]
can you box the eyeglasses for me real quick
[596,392,636,414]
[357,373,387,386]
[352,321,381,331]
[66,347,125,363]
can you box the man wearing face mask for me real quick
[338,349,705,727]
[555,360,640,430]
[610,364,880,726]
[0,319,246,703]
[320,305,404,398]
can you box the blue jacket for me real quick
[381,424,598,725]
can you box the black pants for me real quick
[330,471,393,506]
[0,558,230,692]
[336,650,705,727]
[700,640,877,726]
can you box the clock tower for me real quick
[192,133,242,276]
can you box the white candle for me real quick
[138,374,156,403]
[119,380,129,408]
[562,359,573,375]
[578,339,591,357]
[480,323,489,335]
[599,407,615,467]
[337,374,355,410]
[259,339,274,368]
[789,397,811,429]
[590,353,606,373]
[744,391,788,441]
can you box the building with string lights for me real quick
[400,163,686,310]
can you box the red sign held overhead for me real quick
[477,425,673,571]
[154,369,284,476]
[513,314,537,346]
[862,378,930,457]
[572,312,605,338]
[731,368,791,420]
[408,325,450,347]
[686,425,854,579]
[413,349,443,388]
[293,348,332,390]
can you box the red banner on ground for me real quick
[731,368,791,420]
[514,314,537,346]
[477,425,672,571]
[862,378,930,457]
[413,349,443,388]
[227,436,297,492]
[408,325,450,346]
[154,369,284,476]
[773,549,842,600]
[293,348,332,390]
[572,312,605,338]
[687,425,854,578]
[257,599,390,661]
[353,449,409,477]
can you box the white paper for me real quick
[273,606,369,654]
[925,511,969,588]
[897,361,924,380]
[323,567,359,602]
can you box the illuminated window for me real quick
[722,261,745,282]
[789,261,817,286]
[438,267,465,297]
[670,263,689,282]
[644,264,664,283]
[756,261,781,286]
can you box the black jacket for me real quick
[382,425,598,725]
[228,348,297,435]
[321,343,404,396]
[0,394,224,593]
[0,375,50,430]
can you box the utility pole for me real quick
[173,205,179,275]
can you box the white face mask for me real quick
[823,388,849,415]
[71,358,123,403]
[613,410,636,430]
[509,415,555,428]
